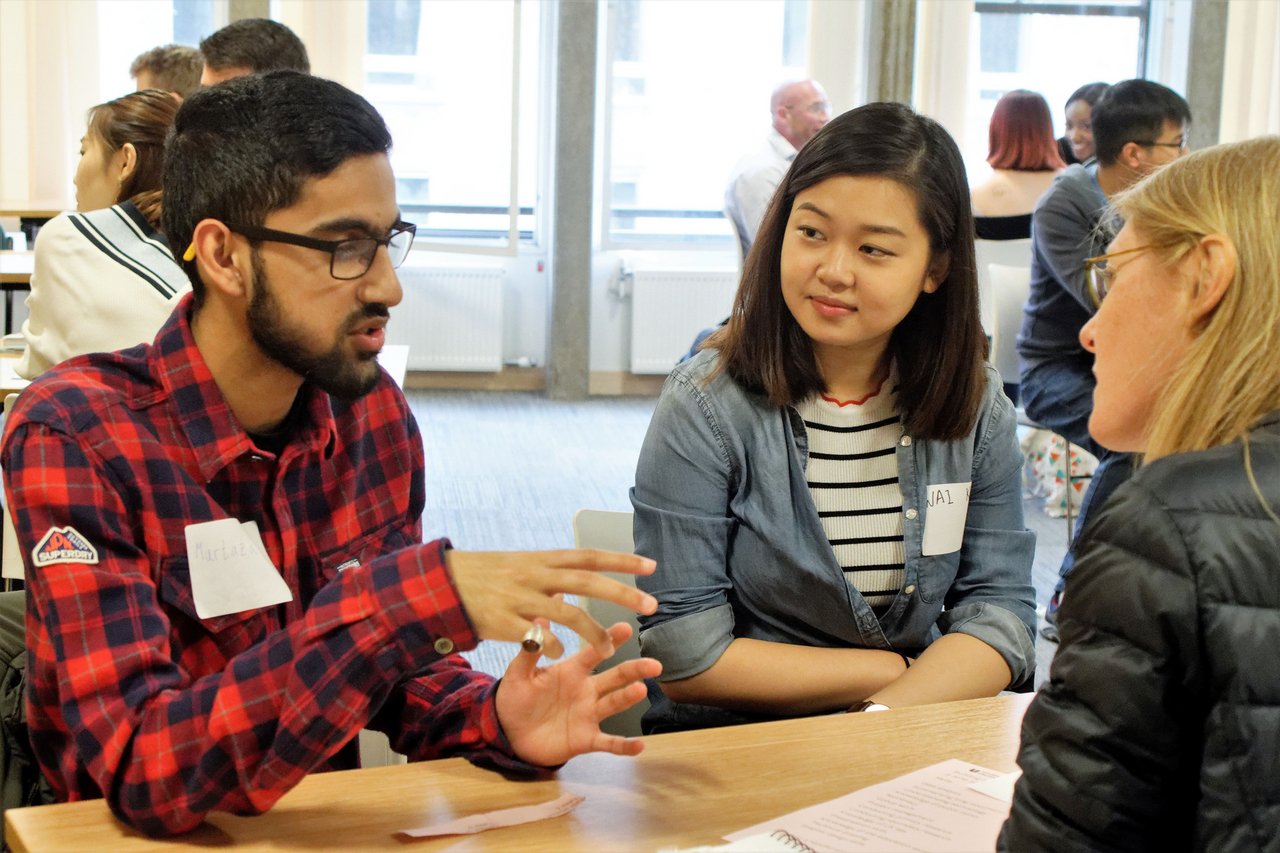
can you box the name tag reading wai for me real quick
[922,482,971,556]
[185,519,293,618]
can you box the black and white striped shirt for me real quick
[799,376,904,613]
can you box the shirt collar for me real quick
[768,128,799,161]
[148,293,339,479]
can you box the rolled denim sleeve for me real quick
[631,366,738,682]
[938,375,1038,687]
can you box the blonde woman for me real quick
[1001,135,1280,850]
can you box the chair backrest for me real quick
[987,263,1033,387]
[571,508,647,737]
[974,238,1032,335]
[1,393,21,583]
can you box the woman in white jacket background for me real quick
[18,89,190,380]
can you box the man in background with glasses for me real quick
[0,71,661,837]
[1015,79,1191,640]
[724,78,831,260]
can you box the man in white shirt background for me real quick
[724,78,831,259]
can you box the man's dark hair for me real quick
[129,44,203,98]
[1091,79,1191,167]
[162,71,391,300]
[198,18,310,75]
[711,102,988,441]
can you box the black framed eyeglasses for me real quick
[1133,138,1188,152]
[223,221,417,280]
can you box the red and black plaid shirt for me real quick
[1,295,529,836]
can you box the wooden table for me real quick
[5,694,1032,852]
[0,251,33,334]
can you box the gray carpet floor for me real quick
[406,389,1065,687]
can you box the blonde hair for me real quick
[1110,135,1280,462]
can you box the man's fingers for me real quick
[531,570,657,617]
[529,548,657,577]
[592,653,663,698]
[595,678,651,721]
[591,733,645,757]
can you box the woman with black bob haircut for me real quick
[631,102,1037,733]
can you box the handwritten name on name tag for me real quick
[922,481,971,556]
[185,519,293,619]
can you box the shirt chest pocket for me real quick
[312,524,419,587]
[158,556,272,655]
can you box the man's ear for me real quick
[1187,233,1235,329]
[118,143,138,183]
[922,250,950,294]
[1118,141,1145,173]
[190,219,249,298]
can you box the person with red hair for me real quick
[971,90,1065,233]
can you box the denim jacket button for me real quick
[904,584,917,595]
[905,508,918,520]
[899,435,912,447]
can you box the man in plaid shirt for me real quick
[0,72,660,837]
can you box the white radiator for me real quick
[388,267,505,372]
[629,269,738,374]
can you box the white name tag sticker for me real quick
[922,481,971,556]
[185,519,293,619]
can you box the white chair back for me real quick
[572,508,647,737]
[987,263,1033,388]
[975,238,1032,336]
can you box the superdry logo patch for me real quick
[32,526,100,566]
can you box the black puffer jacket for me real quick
[1001,414,1280,852]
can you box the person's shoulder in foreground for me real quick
[1002,135,1280,853]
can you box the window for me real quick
[965,1,1151,174]
[603,0,809,247]
[363,0,540,252]
[95,0,219,102]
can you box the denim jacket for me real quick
[631,350,1037,731]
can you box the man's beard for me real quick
[246,250,387,402]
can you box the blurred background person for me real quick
[723,78,830,260]
[1002,134,1280,853]
[17,90,189,380]
[129,44,202,100]
[971,89,1066,239]
[198,18,310,86]
[1057,82,1110,166]
[1017,79,1192,639]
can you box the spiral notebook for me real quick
[664,828,817,852]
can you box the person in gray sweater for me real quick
[1001,135,1280,851]
[1015,80,1191,636]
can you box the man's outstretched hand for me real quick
[495,621,662,767]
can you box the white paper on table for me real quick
[397,793,585,838]
[922,481,971,556]
[968,769,1021,804]
[725,759,1012,853]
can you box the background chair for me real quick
[975,237,1032,343]
[986,262,1031,397]
[988,263,1081,541]
[572,508,647,737]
